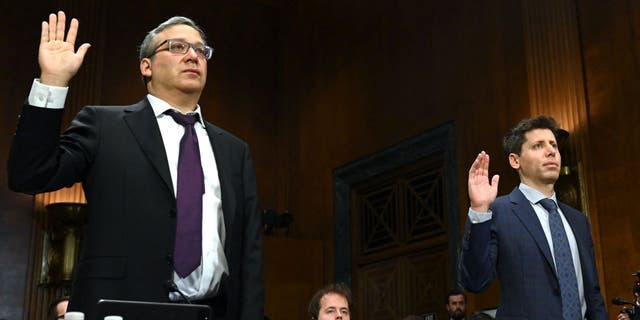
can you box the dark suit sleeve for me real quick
[238,145,264,320]
[459,212,498,293]
[582,218,607,320]
[8,105,98,194]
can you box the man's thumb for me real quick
[491,174,500,187]
[76,43,91,59]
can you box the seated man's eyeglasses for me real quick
[147,39,214,60]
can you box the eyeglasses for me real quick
[147,39,213,60]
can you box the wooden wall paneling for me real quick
[576,0,640,318]
[521,0,606,299]
[263,236,323,320]
[279,1,533,315]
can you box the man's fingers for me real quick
[482,152,490,176]
[55,11,66,41]
[66,18,79,46]
[469,156,480,175]
[42,12,80,45]
[41,21,49,43]
[48,13,56,41]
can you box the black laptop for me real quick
[96,299,211,320]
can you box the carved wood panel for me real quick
[351,154,451,320]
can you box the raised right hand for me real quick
[468,151,499,212]
[38,11,91,87]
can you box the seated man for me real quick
[308,283,352,320]
[445,289,467,320]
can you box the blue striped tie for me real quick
[539,198,581,320]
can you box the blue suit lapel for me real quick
[508,188,557,278]
[558,202,582,239]
[123,99,174,196]
[558,202,588,268]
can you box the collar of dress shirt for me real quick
[146,94,205,127]
[518,182,558,206]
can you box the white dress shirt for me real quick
[147,94,228,301]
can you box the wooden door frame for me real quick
[333,122,460,286]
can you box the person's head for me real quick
[445,289,466,320]
[308,283,352,320]
[139,16,211,99]
[503,115,561,191]
[48,296,69,320]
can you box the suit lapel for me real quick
[558,203,582,239]
[123,99,174,195]
[204,123,236,239]
[509,188,557,277]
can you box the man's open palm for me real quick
[468,151,499,212]
[38,11,90,86]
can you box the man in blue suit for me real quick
[459,116,606,319]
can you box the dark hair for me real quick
[48,296,69,320]
[502,115,559,156]
[138,16,208,85]
[445,289,466,305]
[308,283,353,320]
[471,312,495,320]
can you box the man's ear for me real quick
[140,58,152,78]
[508,153,520,169]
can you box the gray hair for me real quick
[138,16,207,62]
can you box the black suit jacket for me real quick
[459,188,606,319]
[8,99,264,320]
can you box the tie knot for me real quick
[538,198,558,212]
[165,110,200,127]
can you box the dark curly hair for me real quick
[503,115,559,156]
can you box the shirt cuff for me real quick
[468,208,493,224]
[27,79,68,109]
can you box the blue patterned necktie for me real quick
[165,110,204,278]
[538,198,581,320]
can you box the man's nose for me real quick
[545,145,556,156]
[185,46,200,61]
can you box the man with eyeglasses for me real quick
[8,11,263,320]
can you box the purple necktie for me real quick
[165,110,204,278]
